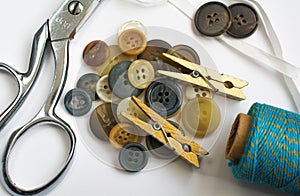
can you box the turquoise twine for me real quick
[229,103,300,194]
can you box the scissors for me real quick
[122,96,208,168]
[158,53,248,101]
[0,0,103,195]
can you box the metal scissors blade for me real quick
[0,0,103,195]
[122,96,208,168]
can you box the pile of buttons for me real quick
[194,2,259,38]
[64,21,222,172]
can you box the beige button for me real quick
[96,75,112,103]
[128,60,155,89]
[109,123,140,149]
[96,45,137,77]
[182,97,221,138]
[185,85,212,100]
[118,29,147,56]
[117,97,147,124]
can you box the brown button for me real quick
[182,97,221,138]
[89,103,118,141]
[194,2,231,37]
[109,123,141,149]
[96,45,137,77]
[83,40,110,66]
[167,44,200,64]
[138,39,172,62]
[118,29,147,56]
[227,3,259,38]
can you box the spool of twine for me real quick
[226,103,300,194]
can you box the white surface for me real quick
[0,0,299,195]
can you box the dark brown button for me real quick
[83,40,110,66]
[89,103,118,141]
[167,44,200,64]
[227,3,259,38]
[138,39,172,62]
[194,2,231,37]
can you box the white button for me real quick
[185,85,212,100]
[96,75,112,103]
[117,97,147,125]
[128,59,155,89]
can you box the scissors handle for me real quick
[0,23,49,129]
[1,115,76,195]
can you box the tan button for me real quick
[89,103,118,141]
[128,60,155,89]
[182,97,221,138]
[185,85,212,100]
[118,29,147,56]
[83,40,110,66]
[116,97,147,124]
[96,45,137,77]
[109,123,140,149]
[96,75,112,103]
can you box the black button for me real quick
[146,120,184,159]
[167,44,200,64]
[119,142,149,172]
[194,2,231,37]
[227,3,259,38]
[64,88,92,116]
[76,73,100,101]
[145,78,183,117]
[108,61,143,99]
[89,103,118,141]
[138,39,172,62]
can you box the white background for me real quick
[0,0,299,195]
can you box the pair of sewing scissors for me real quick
[158,53,248,101]
[122,96,208,168]
[0,0,103,195]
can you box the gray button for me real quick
[108,61,143,99]
[64,88,92,116]
[76,73,100,101]
[119,142,149,172]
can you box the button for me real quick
[96,45,137,77]
[118,29,147,56]
[194,2,231,37]
[83,40,110,66]
[89,103,118,141]
[145,78,183,117]
[167,44,200,64]
[227,3,259,38]
[76,73,100,101]
[128,59,155,89]
[119,142,149,172]
[64,88,92,116]
[109,123,141,149]
[116,97,148,124]
[96,75,112,103]
[182,97,221,138]
[146,120,184,159]
[185,85,212,100]
[138,39,172,62]
[108,61,143,99]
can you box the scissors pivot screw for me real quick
[68,1,84,15]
